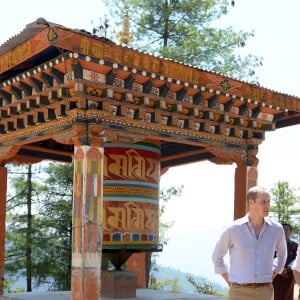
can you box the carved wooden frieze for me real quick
[0,21,299,166]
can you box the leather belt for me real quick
[231,282,272,287]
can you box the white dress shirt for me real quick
[212,215,287,283]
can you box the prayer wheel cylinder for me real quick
[102,142,160,268]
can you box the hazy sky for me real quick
[1,0,299,288]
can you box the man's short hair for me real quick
[247,186,268,203]
[282,223,292,232]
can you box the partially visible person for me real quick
[292,242,300,285]
[273,223,298,300]
[212,185,287,300]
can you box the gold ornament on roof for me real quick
[116,11,134,45]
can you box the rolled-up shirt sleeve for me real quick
[273,226,288,274]
[292,244,300,272]
[212,228,230,275]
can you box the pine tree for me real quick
[5,162,73,291]
[270,181,300,236]
[100,0,262,81]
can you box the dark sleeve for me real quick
[290,241,298,261]
[285,241,298,267]
[293,241,298,258]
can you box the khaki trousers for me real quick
[229,284,274,300]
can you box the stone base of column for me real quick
[101,270,137,298]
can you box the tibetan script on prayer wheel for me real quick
[102,142,160,249]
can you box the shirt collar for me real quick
[237,214,272,225]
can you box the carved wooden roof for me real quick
[0,18,299,168]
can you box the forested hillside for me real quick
[151,265,228,295]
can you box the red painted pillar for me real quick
[127,253,148,288]
[71,145,104,300]
[0,167,7,294]
[234,164,258,219]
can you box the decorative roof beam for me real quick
[82,69,105,84]
[19,103,27,113]
[37,111,46,123]
[27,99,38,109]
[26,114,35,126]
[56,103,68,117]
[37,95,50,106]
[260,123,275,131]
[50,68,64,84]
[193,92,202,105]
[7,119,17,131]
[157,99,167,110]
[11,86,22,100]
[0,109,8,118]
[0,124,6,133]
[251,106,261,118]
[57,87,70,99]
[224,100,233,112]
[29,77,43,93]
[272,111,286,122]
[8,106,19,116]
[19,82,33,97]
[207,94,219,108]
[106,70,116,85]
[124,74,134,90]
[252,130,264,139]
[41,72,54,88]
[48,91,59,101]
[16,118,25,129]
[71,63,83,79]
[143,79,152,94]
[238,102,248,116]
[0,90,12,104]
[176,87,187,101]
[47,108,58,120]
[159,83,169,97]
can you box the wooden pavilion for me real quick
[0,18,299,299]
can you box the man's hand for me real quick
[293,270,300,285]
[281,268,288,277]
[221,272,231,287]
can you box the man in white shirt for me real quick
[212,186,287,300]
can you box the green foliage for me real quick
[100,0,262,82]
[4,279,25,293]
[151,265,227,294]
[4,278,25,294]
[149,276,182,292]
[6,162,73,291]
[270,181,300,236]
[186,274,227,296]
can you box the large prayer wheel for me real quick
[102,142,161,268]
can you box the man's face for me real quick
[250,192,270,217]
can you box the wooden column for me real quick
[71,145,104,300]
[127,253,149,288]
[0,167,7,294]
[234,164,258,220]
